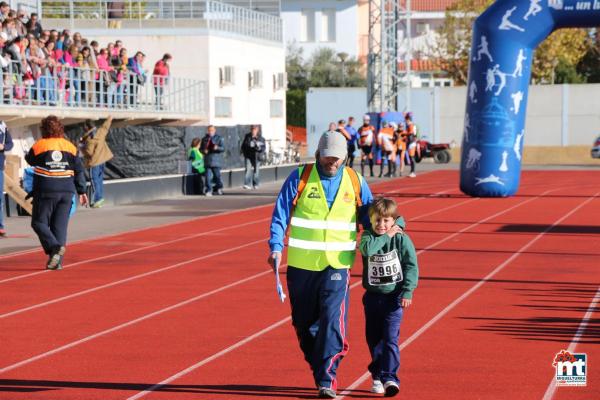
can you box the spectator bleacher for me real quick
[0,3,203,115]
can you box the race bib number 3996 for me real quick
[368,249,403,286]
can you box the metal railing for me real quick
[0,60,206,115]
[41,0,283,42]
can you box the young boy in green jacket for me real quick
[188,137,206,195]
[360,197,419,397]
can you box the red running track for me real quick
[0,170,598,400]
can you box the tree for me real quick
[577,32,600,83]
[432,0,493,85]
[434,0,588,85]
[285,45,366,127]
[286,42,308,90]
[531,29,587,83]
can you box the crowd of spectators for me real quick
[0,3,172,109]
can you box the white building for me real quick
[37,1,287,142]
[281,0,360,59]
[281,0,455,86]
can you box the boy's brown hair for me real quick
[368,197,397,221]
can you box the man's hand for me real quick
[79,194,89,207]
[386,225,402,238]
[0,144,4,151]
[401,298,412,308]
[268,251,281,272]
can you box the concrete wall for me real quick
[305,87,366,155]
[307,84,600,163]
[282,0,358,58]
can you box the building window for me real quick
[219,66,235,86]
[416,22,430,35]
[301,9,315,42]
[321,9,335,42]
[270,99,283,118]
[273,72,285,91]
[215,97,232,118]
[249,69,263,89]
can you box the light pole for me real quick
[337,52,349,87]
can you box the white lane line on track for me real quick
[125,188,570,400]
[0,172,440,260]
[542,285,600,400]
[337,192,600,399]
[0,239,267,319]
[0,187,461,319]
[0,202,276,260]
[0,187,464,375]
[0,178,445,284]
[0,217,270,285]
[0,267,275,375]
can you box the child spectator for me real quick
[360,197,419,397]
[188,137,205,195]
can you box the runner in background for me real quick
[377,121,395,178]
[358,115,376,177]
[345,116,359,169]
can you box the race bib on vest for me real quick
[367,249,403,286]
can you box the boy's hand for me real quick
[401,298,412,308]
[386,225,402,238]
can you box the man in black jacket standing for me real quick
[200,125,225,196]
[241,125,265,190]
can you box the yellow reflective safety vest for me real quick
[287,165,360,271]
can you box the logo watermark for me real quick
[553,350,587,387]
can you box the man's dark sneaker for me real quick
[46,246,66,270]
[318,387,336,399]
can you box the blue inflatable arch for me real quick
[460,0,600,197]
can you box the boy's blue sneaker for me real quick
[384,381,399,397]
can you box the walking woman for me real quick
[26,116,88,270]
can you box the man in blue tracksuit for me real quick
[0,120,14,237]
[268,131,373,398]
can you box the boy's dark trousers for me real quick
[287,266,350,391]
[363,291,404,384]
[31,192,72,255]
